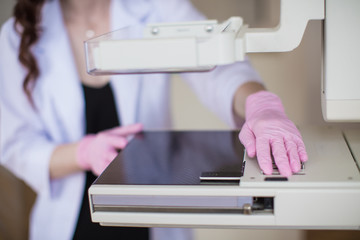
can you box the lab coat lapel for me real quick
[34,0,84,142]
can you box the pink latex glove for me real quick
[76,123,143,176]
[239,91,308,177]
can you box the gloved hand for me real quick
[239,91,308,177]
[76,123,143,176]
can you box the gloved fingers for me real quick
[105,148,118,163]
[100,134,128,149]
[104,123,143,136]
[239,124,256,158]
[256,137,273,175]
[284,138,301,173]
[295,137,308,162]
[92,160,109,176]
[92,150,118,176]
[286,126,308,162]
[270,138,292,177]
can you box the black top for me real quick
[72,83,149,240]
[82,83,120,134]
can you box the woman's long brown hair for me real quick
[13,0,46,105]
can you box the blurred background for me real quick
[0,0,359,239]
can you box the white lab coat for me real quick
[0,0,261,239]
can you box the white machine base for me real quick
[89,126,360,230]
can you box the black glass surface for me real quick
[94,130,245,186]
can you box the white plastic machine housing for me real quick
[322,0,360,121]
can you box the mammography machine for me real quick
[85,0,360,229]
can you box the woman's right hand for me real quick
[76,123,143,176]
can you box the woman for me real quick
[0,0,307,239]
